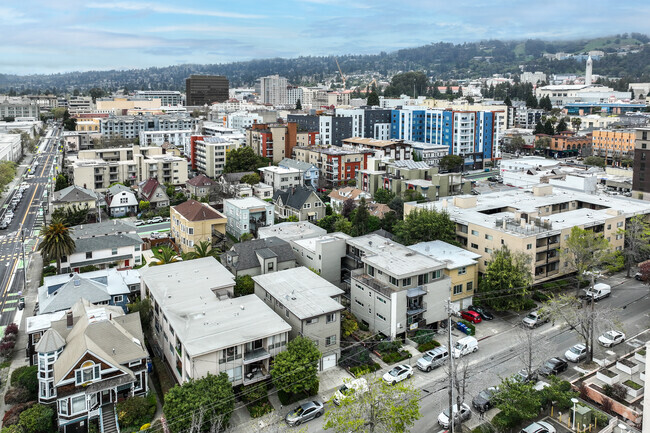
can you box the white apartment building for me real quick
[100,114,198,139]
[66,96,93,115]
[223,197,275,239]
[194,136,235,178]
[258,166,303,191]
[289,233,350,286]
[0,133,22,162]
[140,258,292,385]
[139,130,191,150]
[134,90,183,106]
[0,98,40,120]
[410,143,449,167]
[257,75,289,106]
[347,234,450,338]
[226,112,265,131]
[520,71,547,85]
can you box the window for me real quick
[376,313,386,321]
[389,276,399,286]
[471,230,479,236]
[453,284,463,295]
[354,299,364,307]
[418,273,429,285]
[485,234,493,240]
[86,252,93,259]
[466,282,473,291]
[113,295,123,304]
[471,243,479,249]
[59,400,68,416]
[129,359,142,367]
[527,244,532,250]
[402,277,412,286]
[268,262,274,271]
[223,346,239,362]
[188,228,194,235]
[75,362,100,385]
[617,221,624,228]
[484,248,493,254]
[326,313,336,323]
[367,265,374,276]
[71,395,86,414]
[306,317,319,325]
[326,335,336,346]
[226,366,242,383]
[458,267,466,275]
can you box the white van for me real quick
[583,283,611,302]
[452,336,478,358]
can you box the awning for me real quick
[70,254,133,268]
[307,212,316,216]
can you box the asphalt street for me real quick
[265,273,649,433]
[0,126,60,327]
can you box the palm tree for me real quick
[38,220,75,274]
[149,245,181,266]
[184,240,221,261]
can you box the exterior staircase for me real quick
[101,404,119,433]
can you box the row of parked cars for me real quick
[0,184,29,230]
[134,216,168,226]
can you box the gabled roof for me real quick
[222,172,254,183]
[172,200,225,222]
[35,328,66,352]
[186,174,216,187]
[107,184,132,196]
[273,186,318,210]
[140,178,164,201]
[329,187,368,202]
[222,237,295,271]
[107,191,138,208]
[52,185,98,204]
[73,232,143,254]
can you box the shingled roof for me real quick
[273,186,315,210]
[187,174,216,187]
[221,237,295,272]
[51,185,98,204]
[172,199,225,222]
[140,178,162,201]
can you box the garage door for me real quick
[321,354,337,371]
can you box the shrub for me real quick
[248,401,273,418]
[349,363,380,377]
[11,366,38,398]
[376,340,402,355]
[458,319,476,336]
[4,386,32,404]
[3,402,35,426]
[116,394,156,429]
[532,290,551,302]
[522,298,537,310]
[4,323,18,336]
[491,411,521,431]
[358,321,369,332]
[241,383,268,404]
[417,340,441,353]
[18,404,54,433]
[381,350,411,364]
[42,265,56,277]
[412,330,436,345]
[0,340,16,358]
[593,411,609,428]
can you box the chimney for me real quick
[502,219,507,230]
[66,311,73,328]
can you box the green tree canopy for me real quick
[53,174,69,192]
[562,225,612,293]
[556,118,568,133]
[393,209,457,246]
[366,91,380,106]
[584,156,606,167]
[127,298,152,333]
[350,197,370,236]
[383,71,429,98]
[295,99,302,110]
[149,246,181,266]
[17,404,54,433]
[240,173,261,185]
[543,119,555,135]
[184,240,221,261]
[270,336,321,395]
[478,246,532,311]
[223,146,270,174]
[162,373,234,433]
[373,188,395,204]
[492,378,542,430]
[234,275,255,297]
[439,154,464,172]
[51,203,89,227]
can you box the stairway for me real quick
[101,404,119,433]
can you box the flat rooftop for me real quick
[343,137,405,147]
[253,267,344,319]
[291,232,351,253]
[224,196,271,209]
[408,241,482,269]
[258,222,326,241]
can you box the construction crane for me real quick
[335,58,347,90]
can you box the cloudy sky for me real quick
[1,0,647,75]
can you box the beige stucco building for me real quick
[170,200,227,254]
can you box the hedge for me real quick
[417,340,441,353]
[458,319,476,336]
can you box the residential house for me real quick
[218,171,254,196]
[253,267,344,370]
[346,234,450,338]
[408,241,481,311]
[368,202,392,218]
[258,166,303,191]
[186,174,217,199]
[328,187,371,213]
[106,184,138,217]
[140,257,292,385]
[221,237,296,277]
[37,299,148,433]
[272,186,325,222]
[257,222,326,242]
[139,178,170,209]
[253,183,273,200]
[60,220,143,273]
[289,233,350,286]
[170,199,227,253]
[278,158,320,189]
[50,185,98,217]
[223,197,274,239]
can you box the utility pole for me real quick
[447,299,455,433]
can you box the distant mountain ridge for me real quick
[1,34,649,93]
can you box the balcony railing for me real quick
[351,269,394,298]
[407,301,427,316]
[244,347,270,364]
[243,366,268,385]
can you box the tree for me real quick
[556,118,568,133]
[127,298,152,333]
[234,275,255,297]
[562,226,612,294]
[478,246,532,311]
[17,404,54,433]
[11,366,38,399]
[387,196,405,219]
[439,155,464,172]
[515,327,544,383]
[366,91,380,106]
[51,107,66,119]
[240,173,261,185]
[240,233,253,242]
[51,204,90,227]
[88,87,106,102]
[539,95,553,111]
[38,221,75,274]
[373,188,395,204]
[341,199,357,218]
[223,146,269,174]
[53,174,69,192]
[584,156,606,167]
[503,136,527,154]
[640,260,650,283]
[185,240,221,261]
[62,110,76,131]
[341,311,358,338]
[295,99,302,110]
[323,376,420,433]
[402,189,425,203]
[270,336,320,396]
[163,373,234,433]
[333,217,353,235]
[149,246,181,266]
[351,198,370,236]
[543,119,555,135]
[139,200,150,212]
[534,121,544,134]
[571,117,582,132]
[619,215,650,277]
[525,93,538,108]
[393,209,457,246]
[503,95,512,106]
[492,378,542,429]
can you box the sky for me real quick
[1,0,648,75]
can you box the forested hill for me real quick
[1,34,649,94]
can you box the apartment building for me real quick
[287,114,352,146]
[253,267,345,370]
[222,237,296,278]
[50,185,99,215]
[256,75,289,106]
[134,90,183,106]
[334,107,392,140]
[292,146,371,187]
[95,97,162,114]
[0,98,40,120]
[278,158,320,189]
[258,222,326,242]
[538,131,592,158]
[246,122,318,163]
[258,166,302,191]
[408,241,481,311]
[66,96,94,115]
[186,75,229,106]
[405,185,650,283]
[342,137,412,161]
[223,197,275,239]
[632,127,650,200]
[139,130,192,150]
[140,258,291,385]
[170,200,227,254]
[410,143,449,167]
[192,136,234,177]
[99,114,198,139]
[289,233,350,285]
[346,234,450,338]
[591,129,636,164]
[67,145,188,191]
[0,133,23,162]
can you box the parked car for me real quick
[382,364,413,385]
[416,346,449,372]
[635,272,644,281]
[521,421,556,433]
[522,310,549,328]
[285,400,324,426]
[565,344,587,362]
[18,297,25,311]
[582,283,611,302]
[468,305,494,320]
[538,357,568,377]
[332,378,368,406]
[513,368,538,384]
[438,403,472,428]
[134,220,144,226]
[150,216,164,224]
[453,336,479,358]
[0,220,8,230]
[487,176,498,182]
[460,310,482,324]
[472,386,499,412]
[598,330,626,347]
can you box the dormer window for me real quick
[75,360,100,385]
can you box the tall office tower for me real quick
[185,75,229,106]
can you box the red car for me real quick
[460,310,482,324]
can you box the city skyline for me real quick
[1,0,648,75]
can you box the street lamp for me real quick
[571,397,579,431]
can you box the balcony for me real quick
[243,347,270,364]
[406,286,427,298]
[351,269,394,298]
[243,366,269,385]
[407,301,427,316]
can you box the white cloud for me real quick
[86,2,265,19]
[0,7,37,25]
